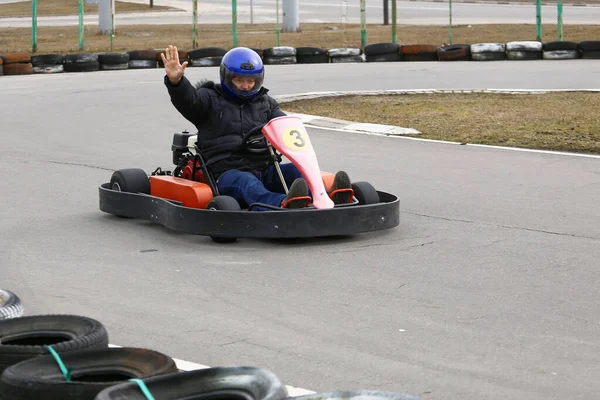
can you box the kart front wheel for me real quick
[206,196,242,243]
[351,181,380,205]
[110,168,150,194]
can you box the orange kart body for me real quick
[149,172,336,210]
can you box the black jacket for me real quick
[164,75,286,178]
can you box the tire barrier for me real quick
[0,347,178,400]
[1,39,597,79]
[0,289,23,321]
[0,290,423,400]
[94,366,289,400]
[2,52,32,76]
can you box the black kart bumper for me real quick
[98,183,400,239]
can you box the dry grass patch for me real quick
[1,23,599,54]
[0,0,177,17]
[281,92,600,154]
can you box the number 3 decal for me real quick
[289,130,305,148]
[283,127,310,151]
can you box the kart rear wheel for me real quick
[351,181,380,205]
[206,196,241,243]
[110,169,150,194]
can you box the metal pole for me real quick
[383,0,388,25]
[232,0,238,47]
[31,0,37,53]
[536,0,542,41]
[250,0,254,24]
[557,0,563,41]
[110,0,115,50]
[193,0,198,48]
[78,0,84,50]
[392,0,396,43]
[448,0,453,45]
[360,0,367,50]
[276,0,280,46]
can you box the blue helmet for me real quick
[220,47,265,101]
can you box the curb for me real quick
[276,88,600,137]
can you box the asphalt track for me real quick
[0,61,599,400]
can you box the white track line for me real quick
[109,344,316,396]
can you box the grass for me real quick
[281,92,600,154]
[0,0,177,18]
[1,23,599,54]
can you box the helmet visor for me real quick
[223,69,264,97]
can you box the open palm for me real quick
[161,45,188,85]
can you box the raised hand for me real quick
[161,45,188,85]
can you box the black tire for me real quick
[582,50,600,59]
[109,169,150,194]
[292,390,422,400]
[31,54,64,66]
[578,40,600,51]
[0,314,109,374]
[295,46,327,56]
[206,196,241,243]
[297,54,330,64]
[0,347,177,400]
[264,56,297,65]
[32,64,65,74]
[0,289,23,321]
[351,182,380,205]
[188,47,228,59]
[543,41,579,51]
[366,53,402,62]
[98,52,129,65]
[64,61,100,72]
[63,53,99,64]
[364,42,400,56]
[95,366,288,400]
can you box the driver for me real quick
[161,45,352,209]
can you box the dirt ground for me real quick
[0,0,175,18]
[1,23,599,54]
[282,92,600,155]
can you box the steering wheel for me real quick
[241,123,268,154]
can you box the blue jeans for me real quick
[217,163,304,210]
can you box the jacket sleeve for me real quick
[164,75,210,126]
[268,96,287,119]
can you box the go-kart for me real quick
[98,116,400,242]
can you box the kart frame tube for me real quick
[98,183,400,239]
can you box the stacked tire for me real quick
[127,50,157,69]
[437,44,471,61]
[31,54,64,74]
[263,46,297,65]
[364,43,401,62]
[506,41,542,60]
[543,41,580,60]
[2,53,33,76]
[579,41,600,59]
[400,45,438,61]
[99,52,130,71]
[295,47,329,64]
[188,47,227,67]
[328,48,364,63]
[63,53,100,73]
[470,43,506,61]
